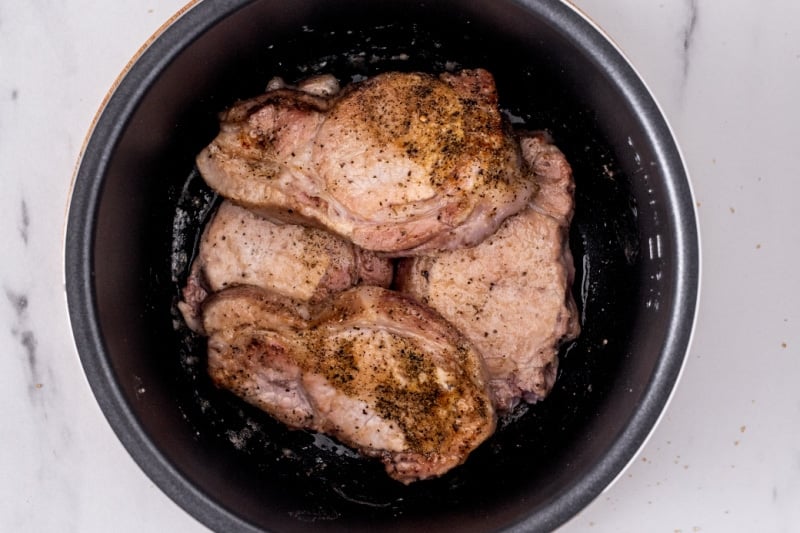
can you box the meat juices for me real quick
[183,70,579,482]
[196,69,536,256]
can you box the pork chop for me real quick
[395,132,580,410]
[202,285,495,483]
[178,200,392,332]
[196,69,536,256]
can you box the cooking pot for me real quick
[64,0,700,531]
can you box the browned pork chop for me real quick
[202,285,495,483]
[196,69,536,256]
[178,200,392,332]
[396,132,580,410]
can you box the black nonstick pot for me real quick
[64,0,699,531]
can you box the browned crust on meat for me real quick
[201,285,495,483]
[395,132,580,411]
[196,69,536,255]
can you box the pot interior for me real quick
[66,1,698,531]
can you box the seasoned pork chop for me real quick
[196,69,536,256]
[396,132,580,410]
[202,285,495,483]
[178,200,392,332]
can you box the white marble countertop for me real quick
[2,0,798,531]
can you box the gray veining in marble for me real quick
[681,0,699,80]
[18,199,30,245]
[5,288,42,397]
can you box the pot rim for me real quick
[558,0,703,497]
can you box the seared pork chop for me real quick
[178,200,392,332]
[202,285,495,483]
[196,69,536,256]
[396,132,580,410]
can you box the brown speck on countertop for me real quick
[781,342,787,348]
[740,425,747,433]
[729,206,736,214]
